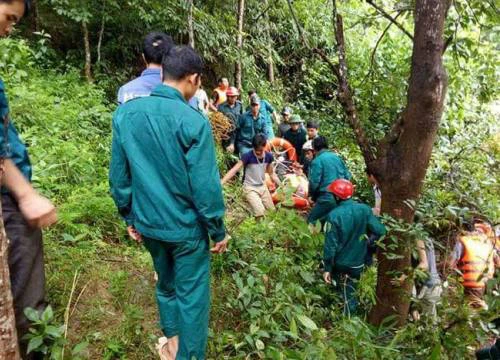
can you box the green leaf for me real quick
[27,336,44,354]
[290,317,298,337]
[24,307,40,322]
[255,339,265,351]
[46,325,65,338]
[296,314,318,331]
[41,305,54,323]
[72,341,89,355]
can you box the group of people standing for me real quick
[0,10,497,357]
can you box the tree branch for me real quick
[366,0,414,40]
[332,0,375,165]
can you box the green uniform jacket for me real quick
[236,110,268,149]
[218,100,243,146]
[324,199,386,272]
[283,127,307,163]
[0,78,32,190]
[109,85,226,243]
[309,150,351,201]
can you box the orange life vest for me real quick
[213,87,227,106]
[458,234,495,289]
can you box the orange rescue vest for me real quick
[458,234,495,289]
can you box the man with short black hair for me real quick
[117,32,174,104]
[306,121,319,140]
[308,136,351,225]
[210,77,229,110]
[221,134,280,218]
[110,45,228,360]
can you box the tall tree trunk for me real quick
[33,0,40,32]
[188,0,195,48]
[263,0,275,83]
[82,22,92,82]
[0,163,20,359]
[96,2,106,64]
[235,0,245,90]
[369,0,450,326]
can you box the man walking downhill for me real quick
[109,46,228,360]
[1,1,58,358]
[308,136,351,226]
[117,32,174,104]
[322,179,386,316]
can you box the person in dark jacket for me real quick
[322,179,386,315]
[283,114,307,163]
[218,86,243,154]
[110,46,228,360]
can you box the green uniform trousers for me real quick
[143,237,210,360]
[308,193,337,225]
[331,264,364,316]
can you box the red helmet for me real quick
[226,86,240,97]
[327,179,354,200]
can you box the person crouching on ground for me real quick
[322,179,386,316]
[221,134,281,218]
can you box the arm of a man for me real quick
[185,117,226,242]
[367,211,386,238]
[308,159,322,200]
[109,116,134,225]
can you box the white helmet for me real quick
[303,140,313,151]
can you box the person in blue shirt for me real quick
[117,32,174,104]
[1,1,57,358]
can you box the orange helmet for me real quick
[226,87,240,97]
[327,179,354,200]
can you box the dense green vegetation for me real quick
[2,0,498,358]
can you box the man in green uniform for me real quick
[236,94,267,157]
[218,86,243,154]
[322,179,386,315]
[1,1,58,358]
[308,136,351,225]
[247,90,277,139]
[283,114,307,163]
[109,46,228,360]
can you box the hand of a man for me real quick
[226,144,235,153]
[210,234,230,254]
[18,192,57,228]
[127,226,142,243]
[323,272,332,284]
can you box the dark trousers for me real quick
[331,264,364,316]
[3,194,45,360]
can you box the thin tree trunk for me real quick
[33,0,40,32]
[263,0,275,83]
[369,0,450,326]
[235,0,245,90]
[82,22,92,82]
[188,0,195,48]
[0,162,20,359]
[96,3,106,64]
